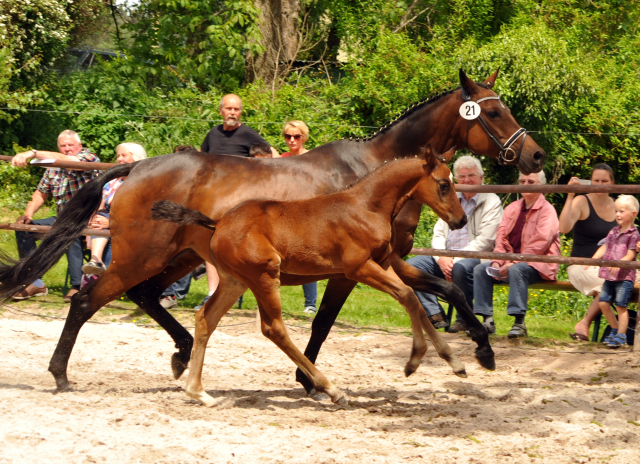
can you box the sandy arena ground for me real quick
[1,307,639,464]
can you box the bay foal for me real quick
[152,149,467,407]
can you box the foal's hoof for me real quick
[171,352,189,379]
[404,363,418,377]
[475,347,496,371]
[454,369,468,378]
[307,388,330,402]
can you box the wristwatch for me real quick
[31,149,37,157]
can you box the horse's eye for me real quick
[487,110,500,119]
[439,182,450,194]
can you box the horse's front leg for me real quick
[294,276,358,395]
[390,254,495,371]
[347,259,465,377]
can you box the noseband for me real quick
[464,94,528,166]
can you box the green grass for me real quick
[0,205,609,341]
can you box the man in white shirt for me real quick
[407,156,503,332]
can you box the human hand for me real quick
[498,262,514,278]
[11,151,35,168]
[636,241,640,253]
[15,215,32,225]
[89,214,110,229]
[567,177,581,186]
[437,256,454,281]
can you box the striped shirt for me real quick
[446,193,478,250]
[37,149,100,212]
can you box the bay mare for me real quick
[0,70,546,392]
[151,152,467,406]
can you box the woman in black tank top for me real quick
[559,164,616,341]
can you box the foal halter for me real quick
[463,94,528,166]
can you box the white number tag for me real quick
[459,101,480,120]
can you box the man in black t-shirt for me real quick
[200,94,279,158]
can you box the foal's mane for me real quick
[360,83,491,142]
[340,157,424,192]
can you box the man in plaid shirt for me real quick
[11,130,99,302]
[406,156,504,332]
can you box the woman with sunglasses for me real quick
[281,120,318,314]
[281,120,310,158]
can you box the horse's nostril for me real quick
[533,151,545,162]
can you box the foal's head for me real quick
[413,146,467,230]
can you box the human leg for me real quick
[598,280,620,329]
[567,264,604,338]
[302,281,317,313]
[504,263,542,338]
[450,258,480,322]
[473,262,496,318]
[195,262,220,309]
[405,255,445,317]
[83,236,108,275]
[15,217,56,288]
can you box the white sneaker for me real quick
[303,306,317,314]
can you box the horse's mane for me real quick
[339,157,421,192]
[352,82,491,142]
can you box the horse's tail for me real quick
[0,162,136,301]
[151,200,217,231]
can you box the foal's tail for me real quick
[151,200,217,231]
[0,162,136,301]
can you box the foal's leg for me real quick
[295,277,358,394]
[254,285,346,405]
[348,260,466,377]
[390,254,495,371]
[185,274,247,407]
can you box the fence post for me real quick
[635,292,640,353]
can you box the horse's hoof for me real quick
[454,369,468,378]
[171,352,189,379]
[475,348,496,371]
[307,388,330,401]
[333,393,348,406]
[53,375,73,392]
[404,364,418,377]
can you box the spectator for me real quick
[280,120,318,314]
[10,130,100,302]
[560,164,617,341]
[473,170,561,338]
[590,195,640,348]
[249,142,273,158]
[194,94,280,310]
[82,143,148,276]
[406,156,503,331]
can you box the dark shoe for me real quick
[608,333,628,349]
[64,288,79,303]
[508,323,528,338]
[12,284,48,300]
[81,260,106,276]
[160,295,178,309]
[195,295,210,310]
[448,320,468,333]
[429,313,448,329]
[191,264,207,281]
[482,316,496,334]
[569,332,589,342]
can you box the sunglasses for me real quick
[284,134,302,140]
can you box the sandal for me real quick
[82,260,106,276]
[569,332,589,342]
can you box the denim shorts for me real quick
[599,279,635,307]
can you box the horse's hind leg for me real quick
[295,277,357,394]
[126,251,203,380]
[185,273,247,407]
[348,259,465,378]
[49,269,134,390]
[390,255,495,371]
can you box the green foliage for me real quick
[124,0,263,91]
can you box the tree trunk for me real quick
[245,0,300,86]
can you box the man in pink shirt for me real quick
[473,170,561,338]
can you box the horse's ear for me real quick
[424,144,438,171]
[440,146,456,163]
[483,68,500,89]
[459,69,479,101]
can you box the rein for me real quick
[463,94,528,166]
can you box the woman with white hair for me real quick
[472,170,561,338]
[82,143,147,275]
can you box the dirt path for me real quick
[1,310,639,464]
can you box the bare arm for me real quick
[16,190,49,224]
[270,147,280,158]
[558,177,586,234]
[11,150,84,167]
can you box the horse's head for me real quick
[456,69,546,175]
[413,146,467,230]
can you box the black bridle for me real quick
[464,94,528,166]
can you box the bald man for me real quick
[200,94,278,158]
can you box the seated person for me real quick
[249,142,273,158]
[473,170,561,338]
[82,143,147,275]
[559,164,616,341]
[406,155,503,330]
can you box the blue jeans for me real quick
[406,255,480,318]
[473,262,542,317]
[599,279,634,307]
[303,282,317,308]
[15,216,84,288]
[163,273,192,299]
